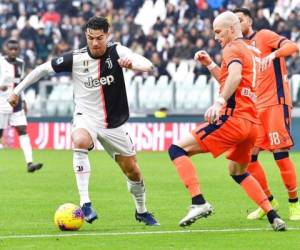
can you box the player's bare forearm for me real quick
[219,63,242,101]
[276,41,299,58]
[209,66,221,83]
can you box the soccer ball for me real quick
[54,203,84,231]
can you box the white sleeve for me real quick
[116,44,153,72]
[13,61,54,95]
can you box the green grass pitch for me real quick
[0,149,300,249]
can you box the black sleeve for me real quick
[51,51,73,73]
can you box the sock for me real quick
[127,178,147,214]
[19,134,33,164]
[232,173,272,213]
[192,194,206,205]
[246,156,272,197]
[267,209,280,224]
[73,149,91,206]
[168,144,201,198]
[274,152,298,200]
[173,156,201,197]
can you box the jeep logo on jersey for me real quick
[84,75,115,88]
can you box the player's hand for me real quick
[194,50,212,66]
[204,97,225,124]
[7,93,19,107]
[260,52,276,71]
[118,57,133,69]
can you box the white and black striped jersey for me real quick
[51,43,131,128]
[0,56,25,113]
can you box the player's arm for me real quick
[194,50,221,82]
[8,61,54,107]
[205,62,242,124]
[116,44,154,72]
[9,52,73,107]
[260,30,299,70]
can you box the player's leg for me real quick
[246,146,279,220]
[229,160,286,231]
[115,154,159,226]
[10,110,43,172]
[0,129,4,148]
[72,118,98,223]
[273,148,300,220]
[267,105,299,220]
[99,125,159,226]
[168,133,213,227]
[15,125,43,172]
[0,113,9,148]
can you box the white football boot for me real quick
[179,202,213,227]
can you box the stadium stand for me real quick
[1,0,300,116]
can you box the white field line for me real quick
[1,227,300,240]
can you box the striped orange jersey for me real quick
[245,29,291,109]
[219,39,259,124]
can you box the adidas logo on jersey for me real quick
[84,75,115,88]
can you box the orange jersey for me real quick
[219,39,259,124]
[245,29,291,109]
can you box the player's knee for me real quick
[168,144,187,161]
[15,126,27,136]
[231,172,249,184]
[273,151,289,160]
[72,136,92,150]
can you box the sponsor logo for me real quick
[105,57,113,69]
[241,87,257,102]
[84,75,115,88]
[56,57,64,64]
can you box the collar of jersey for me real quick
[87,47,105,60]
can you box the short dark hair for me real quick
[5,38,19,48]
[84,16,110,33]
[233,8,252,19]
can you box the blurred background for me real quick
[0,0,300,117]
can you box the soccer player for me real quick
[0,39,43,173]
[233,8,300,221]
[8,16,159,226]
[168,11,286,231]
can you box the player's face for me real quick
[6,45,19,59]
[214,24,231,48]
[235,12,251,36]
[85,28,108,57]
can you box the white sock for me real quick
[127,178,147,213]
[19,134,33,164]
[73,149,91,206]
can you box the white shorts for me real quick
[0,110,27,129]
[72,114,136,158]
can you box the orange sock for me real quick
[172,156,201,197]
[274,154,298,199]
[238,174,272,213]
[247,160,272,197]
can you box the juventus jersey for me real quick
[0,56,25,113]
[51,43,131,128]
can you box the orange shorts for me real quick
[255,104,293,150]
[192,116,258,164]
